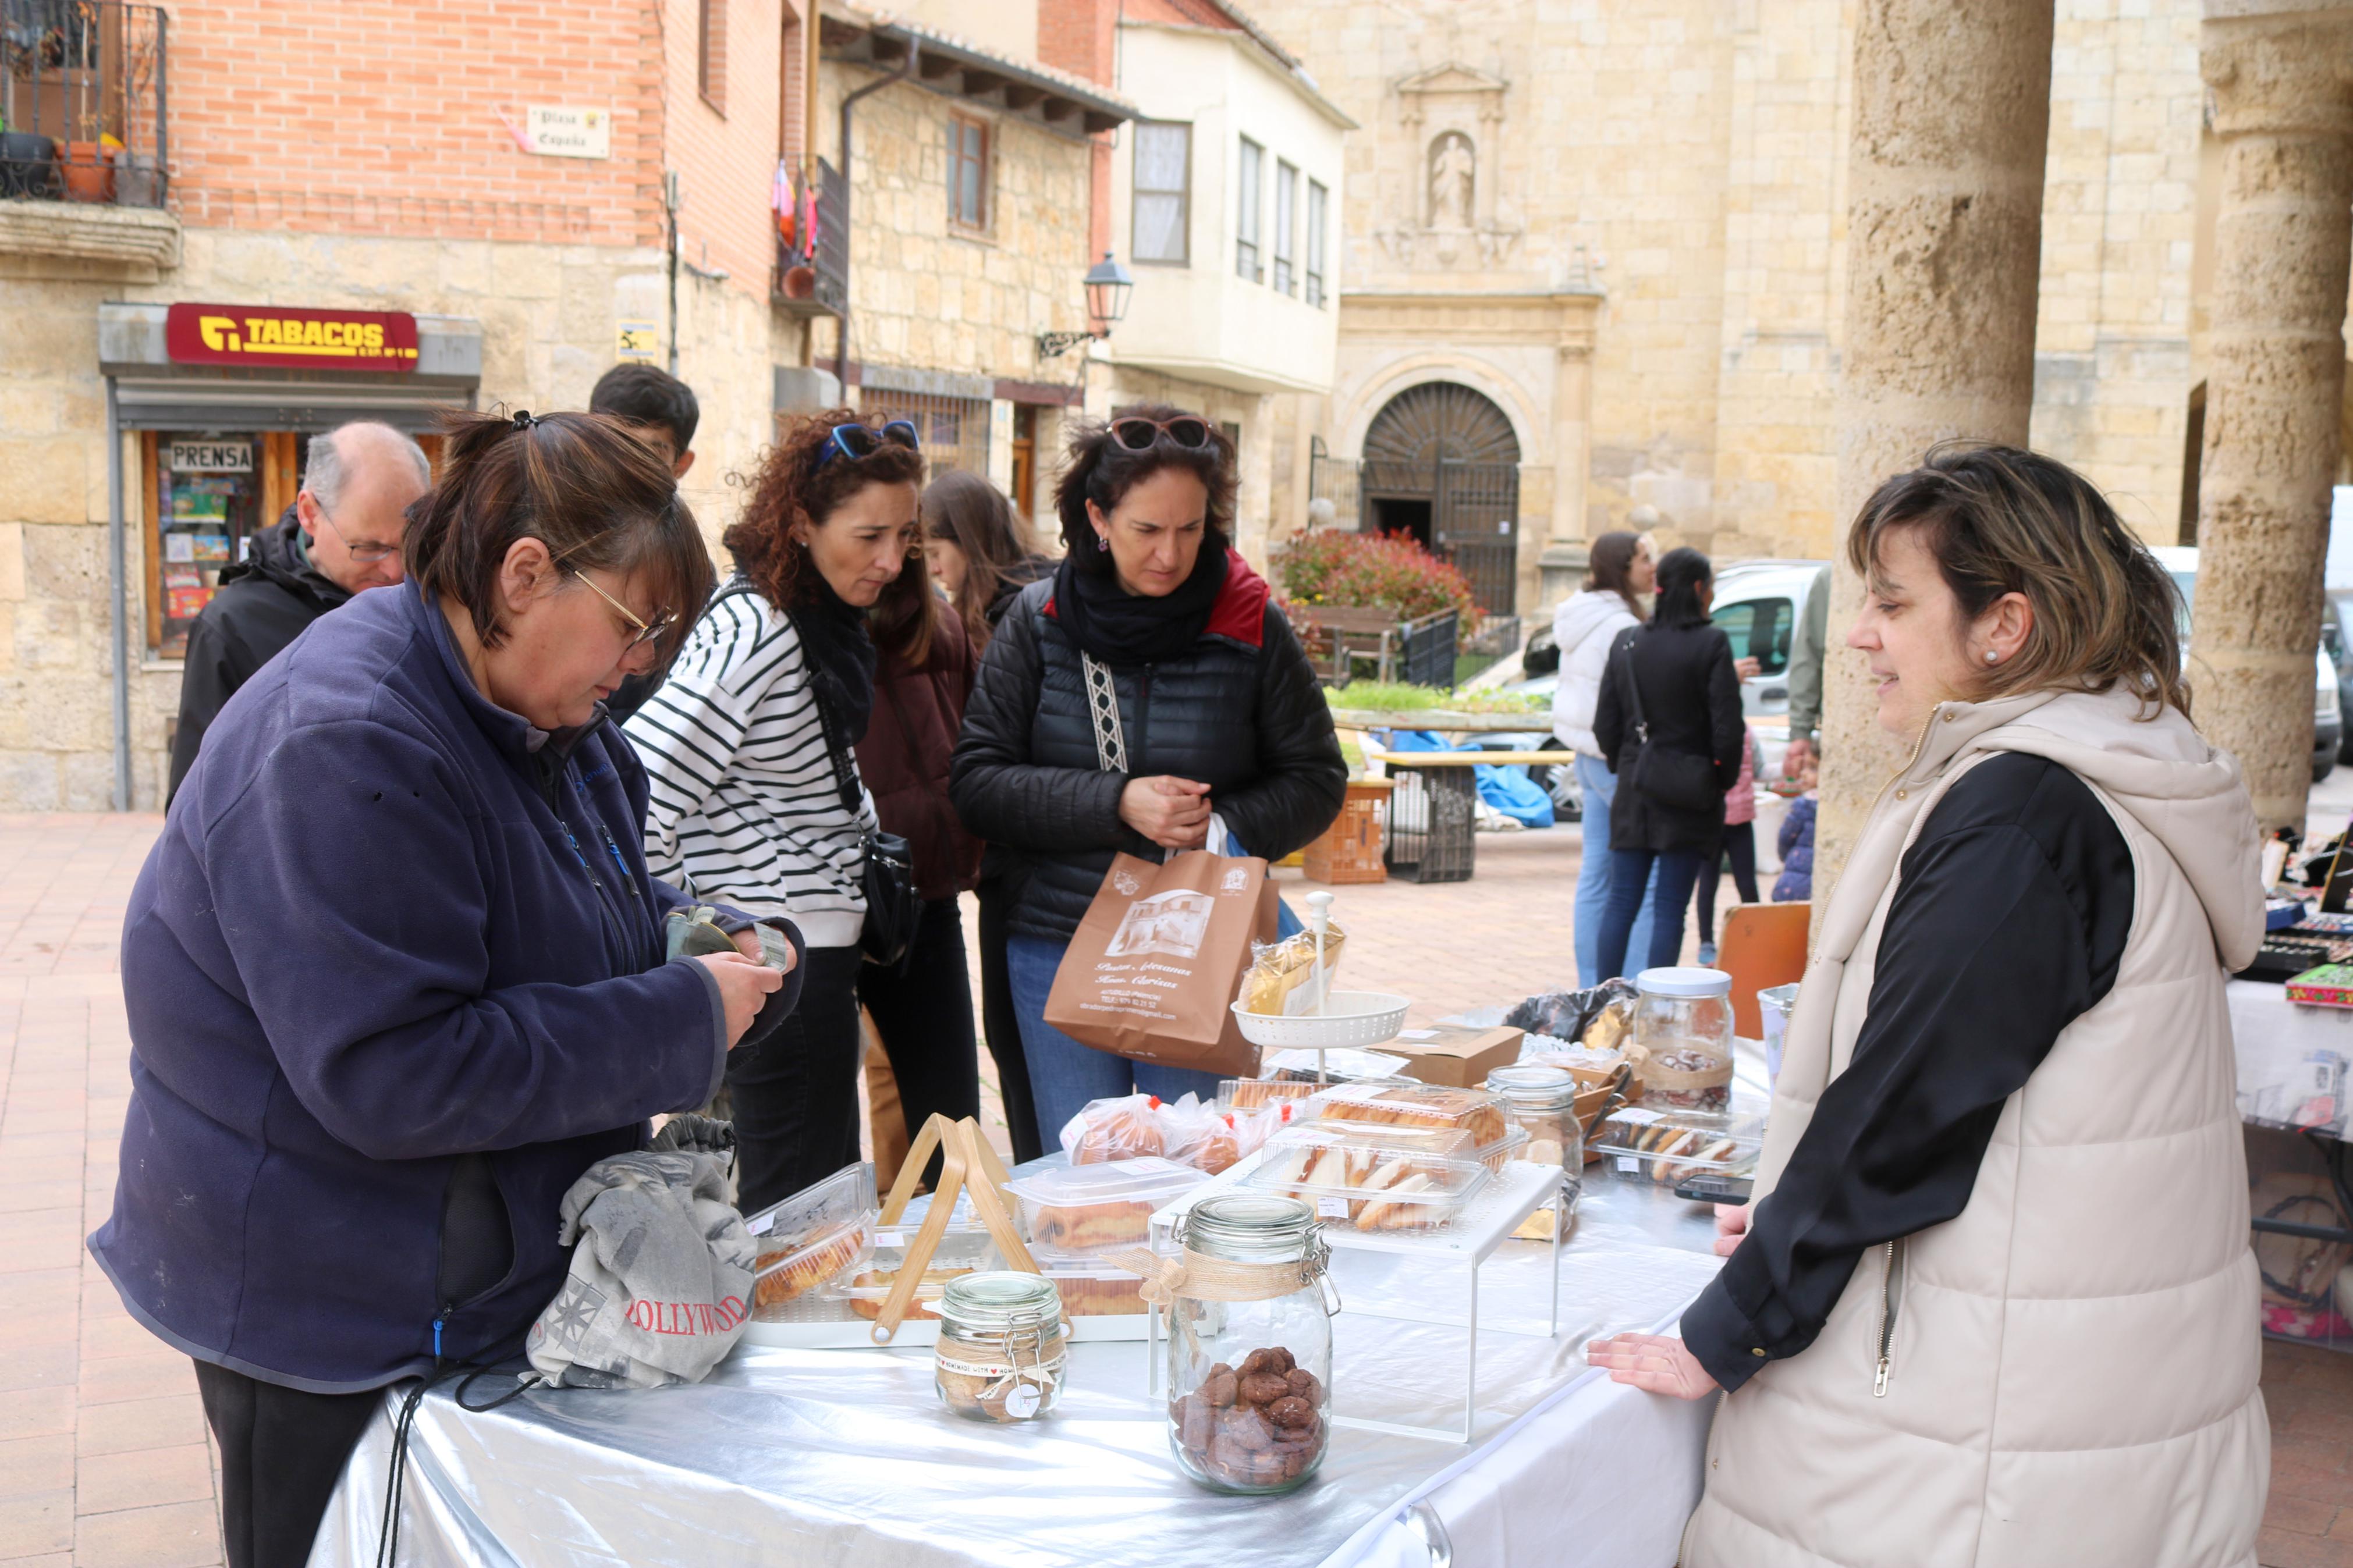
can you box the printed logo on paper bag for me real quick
[1105,890,1213,959]
[1113,869,1141,897]
[1220,867,1251,895]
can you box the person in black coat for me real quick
[950,406,1347,1151]
[1592,546,1747,978]
[167,422,431,802]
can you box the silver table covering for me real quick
[314,1175,1723,1568]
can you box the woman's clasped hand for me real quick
[1120,774,1213,850]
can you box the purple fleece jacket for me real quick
[92,582,801,1392]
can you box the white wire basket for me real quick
[1229,990,1411,1050]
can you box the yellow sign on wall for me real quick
[616,321,659,362]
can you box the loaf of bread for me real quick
[1312,1084,1510,1150]
[1053,1272,1146,1317]
[1032,1199,1154,1251]
[753,1224,868,1309]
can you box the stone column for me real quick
[2189,2,2353,833]
[1813,0,2057,902]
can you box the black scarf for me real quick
[1052,539,1229,667]
[786,574,878,746]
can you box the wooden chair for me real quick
[1717,902,1810,1037]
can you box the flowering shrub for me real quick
[1274,528,1481,637]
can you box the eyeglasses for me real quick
[814,419,920,470]
[568,568,676,652]
[312,499,402,564]
[1109,415,1212,452]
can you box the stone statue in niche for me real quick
[1427,133,1475,230]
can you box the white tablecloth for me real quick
[313,1176,1724,1568]
[2227,977,2352,1139]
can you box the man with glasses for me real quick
[168,421,431,801]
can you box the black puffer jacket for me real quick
[1592,620,1746,856]
[951,566,1347,943]
[168,506,352,802]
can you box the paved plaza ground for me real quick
[1,813,2350,1566]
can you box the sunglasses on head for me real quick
[1109,415,1212,453]
[815,418,921,470]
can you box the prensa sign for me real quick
[164,303,421,372]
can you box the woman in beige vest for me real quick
[1589,446,2268,1567]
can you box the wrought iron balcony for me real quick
[775,158,847,318]
[0,0,169,208]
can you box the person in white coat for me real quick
[1590,445,2267,1567]
[1552,530,1659,984]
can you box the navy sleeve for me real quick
[201,718,729,1162]
[1682,753,2133,1391]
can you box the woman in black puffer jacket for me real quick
[950,406,1346,1150]
[1592,546,1746,980]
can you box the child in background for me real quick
[1773,749,1819,902]
[1694,725,1764,966]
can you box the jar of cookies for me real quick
[932,1272,1067,1424]
[1483,1064,1584,1171]
[1631,967,1734,1111]
[1160,1194,1337,1494]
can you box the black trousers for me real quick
[194,1359,381,1568]
[1695,820,1760,944]
[975,876,1044,1164]
[728,941,866,1215]
[859,895,981,1185]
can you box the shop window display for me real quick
[150,433,277,659]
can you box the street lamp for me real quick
[1038,251,1135,359]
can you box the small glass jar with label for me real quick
[933,1272,1067,1423]
[1164,1195,1338,1494]
[1484,1063,1585,1172]
[1631,966,1735,1110]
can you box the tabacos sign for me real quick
[164,302,420,372]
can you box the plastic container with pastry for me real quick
[1244,1122,1491,1233]
[1033,1250,1154,1317]
[828,1221,1005,1319]
[1061,1093,1169,1164]
[1301,1080,1514,1155]
[1003,1157,1207,1254]
[746,1163,879,1317]
[1589,1107,1762,1187]
[1218,1077,1321,1111]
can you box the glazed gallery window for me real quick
[1306,179,1328,307]
[1132,121,1191,265]
[1273,160,1298,296]
[1236,137,1264,283]
[949,115,990,231]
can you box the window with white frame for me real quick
[1273,159,1297,295]
[1236,137,1263,283]
[1306,178,1328,307]
[1133,121,1190,265]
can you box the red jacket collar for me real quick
[1041,549,1270,649]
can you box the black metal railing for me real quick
[1,0,167,207]
[775,157,847,317]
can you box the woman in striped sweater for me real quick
[626,411,925,1211]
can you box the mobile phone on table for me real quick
[1673,1172,1754,1205]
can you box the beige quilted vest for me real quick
[1681,686,2270,1568]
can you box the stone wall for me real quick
[810,69,1096,387]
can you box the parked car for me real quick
[2153,547,2337,784]
[1484,559,1829,812]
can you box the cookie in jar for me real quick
[932,1272,1067,1424]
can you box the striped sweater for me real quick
[624,586,874,948]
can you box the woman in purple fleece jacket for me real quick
[91,412,800,1568]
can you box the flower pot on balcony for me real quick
[0,133,59,200]
[62,140,113,203]
[780,265,816,300]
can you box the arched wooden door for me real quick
[1360,382,1521,614]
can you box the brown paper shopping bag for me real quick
[1043,848,1277,1077]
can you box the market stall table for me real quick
[312,1175,1725,1568]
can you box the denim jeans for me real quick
[1596,848,1704,980]
[1573,752,1658,986]
[1005,934,1225,1153]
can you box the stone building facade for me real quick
[1247,0,2275,617]
[0,0,813,809]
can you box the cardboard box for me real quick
[1382,1024,1525,1089]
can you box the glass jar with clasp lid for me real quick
[932,1272,1067,1423]
[1159,1194,1339,1494]
[1486,1061,1585,1166]
[1631,966,1734,1110]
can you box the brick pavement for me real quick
[1,813,2347,1567]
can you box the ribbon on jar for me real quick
[1105,1239,1341,1315]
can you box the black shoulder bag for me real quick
[810,688,920,970]
[1614,627,1726,815]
